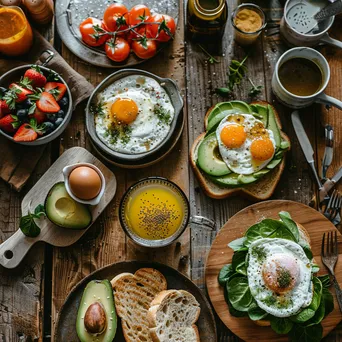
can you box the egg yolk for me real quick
[111,98,139,124]
[250,138,274,161]
[220,124,247,148]
[262,254,299,294]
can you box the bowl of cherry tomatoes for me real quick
[0,65,72,145]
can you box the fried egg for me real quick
[95,75,174,154]
[216,114,276,175]
[247,238,313,317]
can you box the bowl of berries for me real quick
[0,64,72,145]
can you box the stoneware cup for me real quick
[280,0,342,49]
[272,47,342,110]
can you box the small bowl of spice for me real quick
[119,177,189,248]
[231,3,266,46]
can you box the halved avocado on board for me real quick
[197,132,231,176]
[45,182,92,229]
[76,280,117,342]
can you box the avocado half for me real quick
[76,279,117,342]
[45,182,92,229]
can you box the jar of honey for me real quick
[187,0,228,42]
[0,6,33,56]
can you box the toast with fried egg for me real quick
[190,101,290,200]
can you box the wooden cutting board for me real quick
[0,147,117,269]
[205,200,342,342]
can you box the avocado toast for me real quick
[190,100,290,200]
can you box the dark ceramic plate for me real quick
[86,69,184,162]
[54,261,217,341]
[55,0,179,68]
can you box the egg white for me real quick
[216,114,276,175]
[95,75,175,154]
[247,238,313,317]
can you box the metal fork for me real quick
[321,190,342,226]
[321,231,342,312]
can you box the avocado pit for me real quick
[84,302,107,335]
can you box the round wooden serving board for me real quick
[205,200,342,342]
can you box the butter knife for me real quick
[291,111,323,189]
[322,125,334,180]
[319,167,342,202]
[314,0,342,20]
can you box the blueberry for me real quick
[16,103,25,111]
[59,97,69,110]
[55,118,64,127]
[57,110,65,118]
[0,87,7,96]
[43,122,55,135]
[17,109,28,121]
[22,99,33,108]
[47,113,57,123]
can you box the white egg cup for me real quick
[62,162,106,206]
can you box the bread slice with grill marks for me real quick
[111,268,167,342]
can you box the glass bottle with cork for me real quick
[187,0,228,42]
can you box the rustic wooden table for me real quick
[0,0,341,341]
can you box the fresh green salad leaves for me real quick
[19,204,45,237]
[218,211,334,342]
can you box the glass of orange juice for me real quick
[0,6,33,56]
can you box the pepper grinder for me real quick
[22,0,54,25]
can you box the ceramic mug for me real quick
[272,47,342,110]
[280,0,342,49]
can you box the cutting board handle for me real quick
[0,230,36,269]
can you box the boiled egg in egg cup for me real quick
[63,163,106,206]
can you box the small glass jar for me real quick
[0,6,33,56]
[187,0,228,42]
[231,3,266,46]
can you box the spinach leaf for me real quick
[247,302,268,321]
[228,237,247,251]
[279,211,300,242]
[19,204,46,238]
[218,264,235,286]
[224,286,247,317]
[232,250,248,276]
[227,277,253,312]
[322,288,334,318]
[288,323,323,342]
[311,264,320,273]
[318,274,331,289]
[302,245,313,260]
[304,295,325,326]
[245,219,296,247]
[270,316,293,334]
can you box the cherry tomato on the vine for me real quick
[132,37,157,59]
[147,14,176,42]
[127,26,153,45]
[105,37,131,62]
[128,5,151,25]
[79,17,109,46]
[103,4,129,33]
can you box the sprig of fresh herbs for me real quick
[19,204,46,237]
[248,77,263,97]
[198,44,219,64]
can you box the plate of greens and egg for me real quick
[205,200,342,342]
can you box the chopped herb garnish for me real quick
[277,268,292,289]
[154,105,171,124]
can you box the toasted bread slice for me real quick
[190,101,290,201]
[147,290,201,342]
[111,268,167,342]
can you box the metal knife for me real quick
[319,167,342,202]
[322,125,334,180]
[314,0,342,21]
[291,111,323,189]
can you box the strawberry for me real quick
[0,114,20,134]
[0,99,10,118]
[36,92,60,113]
[14,123,38,142]
[24,66,47,88]
[8,83,33,103]
[29,107,46,125]
[44,82,67,101]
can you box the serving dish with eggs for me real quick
[190,100,290,200]
[86,69,184,163]
[205,200,342,342]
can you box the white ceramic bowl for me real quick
[62,163,106,206]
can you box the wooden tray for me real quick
[54,261,217,341]
[205,200,342,342]
[0,147,117,269]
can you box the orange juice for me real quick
[0,6,33,56]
